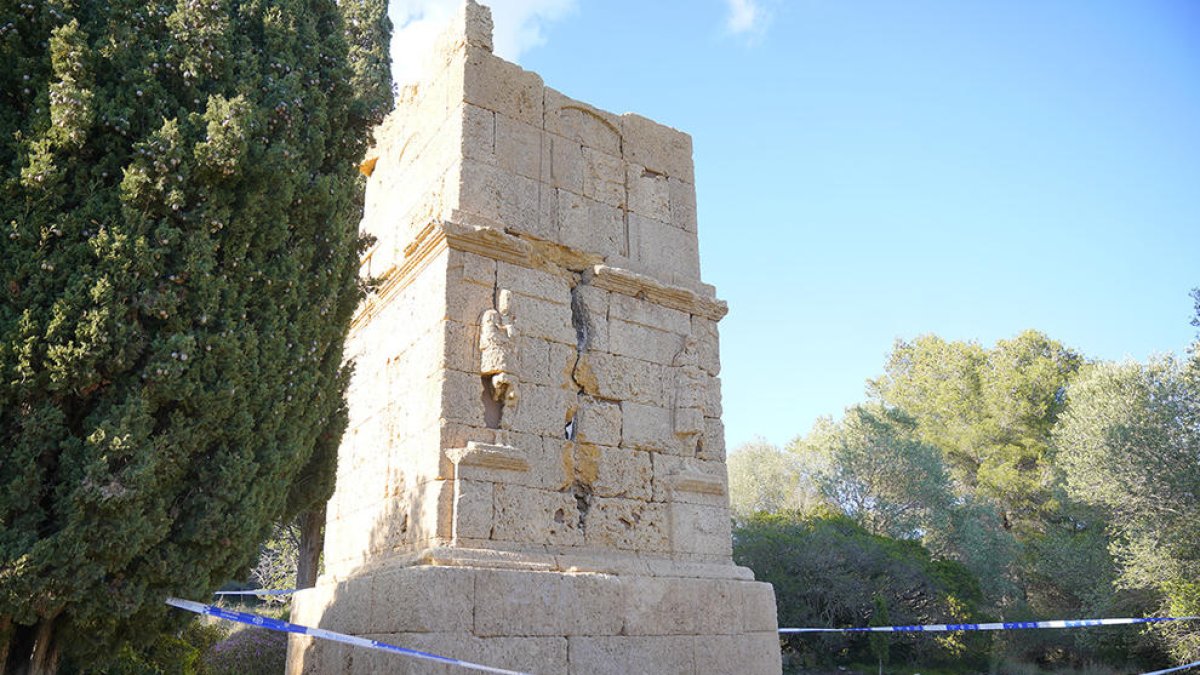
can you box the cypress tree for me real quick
[0,0,391,670]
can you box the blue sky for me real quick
[391,0,1200,450]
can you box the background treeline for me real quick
[730,296,1200,674]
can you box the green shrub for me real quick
[202,628,287,675]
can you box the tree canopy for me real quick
[730,324,1199,670]
[1056,355,1200,662]
[0,0,391,669]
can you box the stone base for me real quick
[286,561,781,674]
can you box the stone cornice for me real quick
[590,265,728,321]
[352,220,728,330]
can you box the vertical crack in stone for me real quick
[569,274,590,352]
[567,272,595,528]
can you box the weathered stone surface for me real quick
[492,483,583,546]
[567,635,695,675]
[290,1,778,672]
[671,502,734,557]
[621,401,674,452]
[570,442,651,500]
[630,212,701,282]
[585,497,669,552]
[462,46,543,127]
[609,292,691,335]
[473,569,625,636]
[557,191,625,259]
[573,399,622,448]
[544,87,622,156]
[620,112,695,184]
[574,352,665,405]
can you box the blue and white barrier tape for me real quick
[779,615,1200,634]
[213,589,296,596]
[1142,660,1200,675]
[165,598,532,675]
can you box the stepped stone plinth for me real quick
[286,3,781,673]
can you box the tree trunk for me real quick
[0,617,12,674]
[28,616,59,675]
[295,507,325,590]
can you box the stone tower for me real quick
[287,3,781,673]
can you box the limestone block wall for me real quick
[321,0,735,579]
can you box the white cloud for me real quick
[390,0,576,85]
[724,0,769,39]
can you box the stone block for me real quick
[627,164,671,223]
[439,369,485,427]
[463,48,543,127]
[585,497,669,552]
[673,407,705,446]
[473,569,625,636]
[502,290,576,346]
[690,316,722,376]
[567,635,695,675]
[497,261,572,306]
[620,401,673,452]
[572,442,651,500]
[670,502,732,557]
[363,633,570,675]
[365,566,477,633]
[514,335,551,385]
[448,248,497,286]
[504,382,575,437]
[460,103,495,165]
[409,479,455,543]
[703,375,723,418]
[574,398,621,447]
[451,478,494,540]
[668,177,697,233]
[652,454,728,506]
[582,147,625,208]
[573,352,665,405]
[699,416,726,462]
[629,212,701,282]
[740,582,781,633]
[492,484,582,546]
[558,190,626,260]
[544,87,622,156]
[494,113,543,180]
[693,632,783,675]
[548,133,584,192]
[443,319,480,373]
[620,112,694,184]
[619,576,742,637]
[455,159,539,231]
[535,183,560,242]
[609,318,684,365]
[608,292,691,335]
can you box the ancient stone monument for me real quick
[287,3,781,673]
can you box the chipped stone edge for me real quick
[447,442,529,472]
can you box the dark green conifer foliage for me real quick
[0,0,391,668]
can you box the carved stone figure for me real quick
[478,295,517,402]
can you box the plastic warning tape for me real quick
[166,598,532,675]
[1141,660,1200,675]
[779,615,1200,634]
